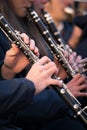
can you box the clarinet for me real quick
[0,14,39,64]
[0,12,87,127]
[41,10,78,65]
[27,7,78,78]
[41,10,87,74]
[41,10,68,50]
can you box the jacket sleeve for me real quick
[74,15,87,30]
[0,78,35,115]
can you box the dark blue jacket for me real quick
[0,78,35,130]
[0,78,35,115]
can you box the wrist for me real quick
[0,64,16,79]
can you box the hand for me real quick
[26,56,62,95]
[66,73,87,97]
[1,33,39,79]
[64,46,82,72]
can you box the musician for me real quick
[44,0,74,43]
[0,0,87,130]
[43,0,82,73]
[0,32,62,130]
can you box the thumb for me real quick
[10,44,20,55]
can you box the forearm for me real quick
[68,26,82,49]
[0,64,16,79]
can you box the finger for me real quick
[29,39,39,56]
[70,73,81,83]
[29,39,35,50]
[21,33,30,44]
[75,55,82,64]
[11,44,20,52]
[72,52,77,57]
[34,47,40,56]
[64,50,69,58]
[48,78,63,87]
[77,92,87,97]
[43,62,55,70]
[79,84,87,91]
[38,56,51,65]
[80,58,87,64]
[7,44,20,56]
[69,52,77,62]
[45,64,58,76]
[46,62,59,75]
[75,75,86,85]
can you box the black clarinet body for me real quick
[0,12,87,127]
[41,10,66,50]
[53,83,87,127]
[27,8,77,78]
[41,10,78,56]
